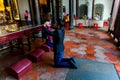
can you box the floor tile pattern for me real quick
[0,28,120,80]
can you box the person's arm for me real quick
[51,23,57,29]
[51,25,56,29]
[43,27,57,37]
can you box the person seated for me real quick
[94,13,100,20]
[43,19,78,69]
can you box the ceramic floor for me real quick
[0,27,120,80]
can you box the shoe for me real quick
[70,57,76,63]
[69,60,78,69]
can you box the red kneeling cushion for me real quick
[29,48,45,62]
[40,44,51,52]
[8,58,32,79]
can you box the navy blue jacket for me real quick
[43,27,65,54]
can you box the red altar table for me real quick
[31,26,42,39]
[0,36,8,45]
[0,31,24,54]
[23,26,42,50]
[0,25,42,54]
[24,29,33,51]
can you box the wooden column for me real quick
[114,5,120,47]
[56,0,59,21]
[29,0,41,25]
[34,0,41,25]
[51,0,57,24]
[76,0,79,17]
[69,0,74,29]
[59,0,63,19]
[108,0,115,32]
[29,0,35,25]
[92,0,95,19]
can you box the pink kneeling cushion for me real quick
[29,48,45,62]
[9,58,32,79]
[40,44,51,52]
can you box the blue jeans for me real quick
[54,51,70,67]
[46,39,53,47]
[25,19,29,25]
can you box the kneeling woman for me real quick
[43,19,77,69]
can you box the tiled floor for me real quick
[0,27,120,80]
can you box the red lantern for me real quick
[93,23,98,30]
[103,21,108,26]
[78,23,83,29]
